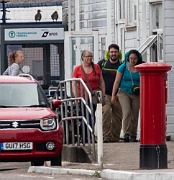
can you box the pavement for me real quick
[28,141,174,180]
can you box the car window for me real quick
[0,83,50,107]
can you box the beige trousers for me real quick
[102,95,122,142]
[117,89,140,137]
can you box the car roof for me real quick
[0,75,37,83]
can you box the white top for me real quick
[3,63,21,76]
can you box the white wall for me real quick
[163,0,174,140]
[62,0,174,140]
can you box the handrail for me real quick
[138,33,163,62]
[138,35,157,54]
[18,73,35,81]
[54,78,96,158]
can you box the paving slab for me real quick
[28,141,174,180]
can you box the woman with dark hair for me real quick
[3,50,24,76]
[111,49,143,142]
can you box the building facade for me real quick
[0,0,174,139]
[63,0,174,139]
[163,0,174,140]
[63,0,163,59]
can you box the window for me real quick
[151,3,163,31]
[119,0,125,20]
[0,83,49,107]
[100,37,106,60]
[126,0,137,26]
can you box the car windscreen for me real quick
[0,83,50,107]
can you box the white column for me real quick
[75,0,80,31]
[107,0,112,46]
[96,103,103,169]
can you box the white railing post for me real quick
[96,91,103,169]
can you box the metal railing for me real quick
[138,33,163,62]
[54,78,96,158]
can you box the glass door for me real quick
[64,31,99,80]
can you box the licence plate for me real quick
[0,142,33,150]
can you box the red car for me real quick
[0,75,63,166]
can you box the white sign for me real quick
[4,6,62,23]
[5,28,64,41]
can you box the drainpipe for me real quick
[1,1,6,24]
[68,0,71,31]
[137,0,140,47]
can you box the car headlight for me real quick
[40,118,56,130]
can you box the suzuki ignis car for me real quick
[0,75,63,166]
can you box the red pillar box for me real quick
[135,62,171,169]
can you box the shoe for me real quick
[124,134,130,142]
[130,136,138,142]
